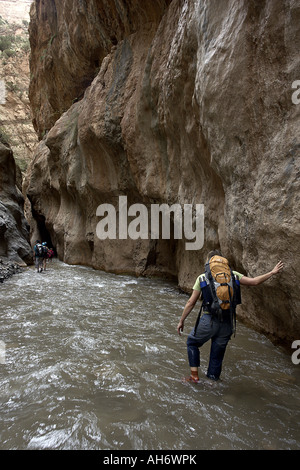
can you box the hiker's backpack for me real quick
[204,255,240,314]
[34,243,43,257]
[42,244,48,257]
[195,255,241,334]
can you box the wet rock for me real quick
[0,258,22,283]
[0,141,33,267]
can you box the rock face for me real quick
[28,0,172,138]
[0,258,22,283]
[26,0,300,346]
[0,18,38,172]
[0,139,32,265]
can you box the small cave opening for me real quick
[32,208,56,255]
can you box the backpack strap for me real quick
[206,258,238,332]
[205,260,222,318]
[193,301,204,335]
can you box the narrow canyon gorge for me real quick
[1,0,300,347]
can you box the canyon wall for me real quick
[0,138,32,265]
[0,18,38,171]
[25,0,300,346]
[0,2,37,268]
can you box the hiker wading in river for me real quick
[177,250,284,382]
[33,240,44,273]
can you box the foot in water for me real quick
[182,375,218,386]
[182,375,201,384]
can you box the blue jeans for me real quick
[187,313,233,380]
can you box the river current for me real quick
[0,259,299,450]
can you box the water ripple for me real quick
[0,260,300,450]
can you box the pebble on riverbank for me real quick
[0,259,22,283]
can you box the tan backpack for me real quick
[206,255,234,311]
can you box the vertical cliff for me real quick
[0,138,32,265]
[0,16,38,171]
[25,0,300,346]
[28,0,172,137]
[0,2,35,269]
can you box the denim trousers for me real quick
[186,312,233,379]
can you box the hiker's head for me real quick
[206,250,222,262]
[36,240,40,244]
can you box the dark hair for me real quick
[206,250,223,262]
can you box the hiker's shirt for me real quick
[193,271,244,291]
[193,271,244,315]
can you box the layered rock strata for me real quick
[26,0,300,346]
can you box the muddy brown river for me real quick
[0,260,299,450]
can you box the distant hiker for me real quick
[177,250,284,382]
[33,240,44,273]
[47,247,54,262]
[42,242,49,271]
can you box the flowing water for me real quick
[0,259,299,450]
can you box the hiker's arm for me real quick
[240,261,283,286]
[177,290,200,336]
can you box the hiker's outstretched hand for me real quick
[271,261,284,275]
